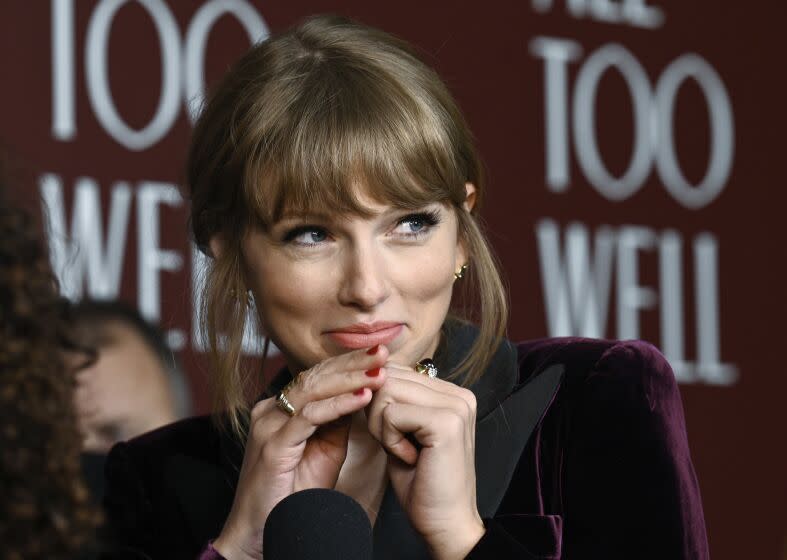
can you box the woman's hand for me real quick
[365,364,486,560]
[213,346,389,560]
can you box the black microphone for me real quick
[263,488,373,559]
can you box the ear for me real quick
[463,182,477,213]
[208,234,225,260]
[208,233,256,305]
[455,183,477,270]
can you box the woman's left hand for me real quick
[365,363,486,560]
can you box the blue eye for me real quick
[284,227,328,246]
[400,217,427,233]
[393,211,441,237]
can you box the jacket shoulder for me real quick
[102,415,239,558]
[503,337,708,558]
[116,415,226,466]
[103,415,227,511]
[514,336,679,398]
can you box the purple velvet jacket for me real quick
[103,328,709,559]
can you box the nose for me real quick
[337,242,391,310]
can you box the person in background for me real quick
[0,162,100,559]
[70,300,193,502]
[71,300,192,453]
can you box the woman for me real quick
[0,164,101,558]
[103,15,708,559]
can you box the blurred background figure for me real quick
[71,300,192,453]
[0,161,100,559]
[70,300,192,502]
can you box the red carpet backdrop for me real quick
[1,1,785,557]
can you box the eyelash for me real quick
[283,210,442,247]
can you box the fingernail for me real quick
[354,388,366,396]
[366,345,379,355]
[365,367,380,377]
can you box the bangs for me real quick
[238,55,469,227]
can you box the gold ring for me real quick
[276,390,296,416]
[414,358,438,379]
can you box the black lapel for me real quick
[474,363,564,517]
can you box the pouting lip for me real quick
[326,324,404,350]
[325,321,403,334]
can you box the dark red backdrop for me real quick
[1,2,785,558]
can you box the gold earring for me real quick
[454,264,468,280]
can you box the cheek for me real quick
[405,257,455,300]
[246,255,339,366]
[410,230,460,298]
[252,260,328,326]
[387,251,455,362]
[393,238,458,320]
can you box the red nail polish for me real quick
[354,388,366,396]
[366,345,379,355]
[365,367,380,377]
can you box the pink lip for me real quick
[326,322,404,349]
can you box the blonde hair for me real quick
[187,15,508,436]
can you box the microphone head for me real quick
[263,488,373,560]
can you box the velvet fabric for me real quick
[102,329,708,559]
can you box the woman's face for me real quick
[236,184,474,373]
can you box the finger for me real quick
[274,388,373,448]
[384,362,467,396]
[383,363,478,415]
[284,346,389,410]
[381,403,467,462]
[382,410,419,465]
[250,397,277,422]
[246,398,289,452]
[248,372,376,451]
[366,377,468,443]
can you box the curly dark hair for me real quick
[0,168,100,558]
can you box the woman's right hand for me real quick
[212,345,389,560]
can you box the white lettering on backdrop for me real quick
[41,173,131,300]
[40,174,269,354]
[50,0,269,149]
[529,37,734,208]
[536,220,737,384]
[44,0,272,354]
[531,0,665,28]
[529,2,737,385]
